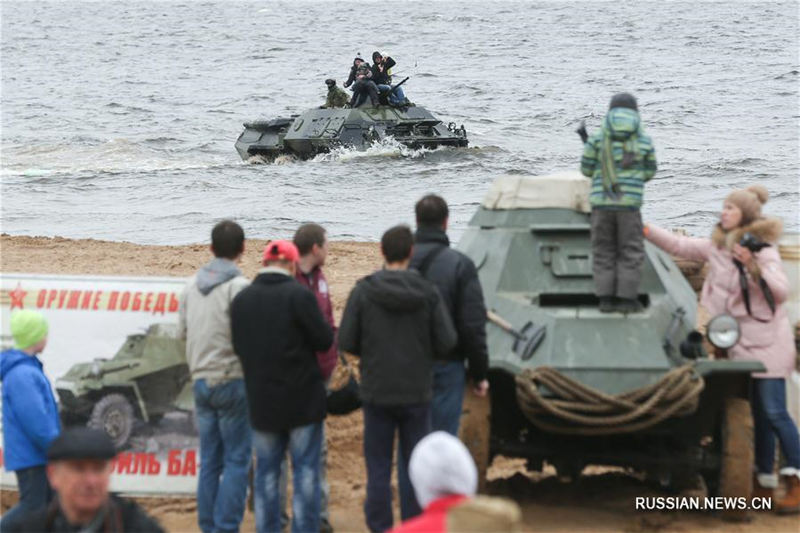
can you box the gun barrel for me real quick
[391,77,410,93]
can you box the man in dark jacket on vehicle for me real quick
[370,51,407,107]
[344,57,378,108]
[339,225,457,533]
[3,427,163,533]
[231,240,333,533]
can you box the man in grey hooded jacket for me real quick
[178,220,251,533]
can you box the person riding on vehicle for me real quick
[322,79,349,109]
[371,51,408,107]
[347,58,378,108]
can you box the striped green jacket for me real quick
[580,107,657,209]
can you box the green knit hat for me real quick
[10,310,49,350]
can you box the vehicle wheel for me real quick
[88,393,135,449]
[460,387,491,492]
[719,397,754,521]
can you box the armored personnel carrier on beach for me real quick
[235,104,468,161]
[458,172,762,510]
[55,324,192,449]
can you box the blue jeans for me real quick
[253,422,322,533]
[0,465,52,530]
[194,379,252,533]
[398,361,466,519]
[363,402,431,533]
[377,84,406,106]
[278,424,329,529]
[751,378,800,474]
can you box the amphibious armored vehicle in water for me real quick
[55,324,192,449]
[457,172,762,512]
[235,103,468,161]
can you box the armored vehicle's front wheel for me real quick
[719,397,754,521]
[460,387,491,492]
[88,393,135,449]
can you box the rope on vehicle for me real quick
[514,365,704,436]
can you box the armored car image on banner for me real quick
[1,273,197,495]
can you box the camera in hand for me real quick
[739,232,770,253]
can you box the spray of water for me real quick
[312,137,437,162]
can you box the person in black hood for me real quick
[371,51,407,107]
[339,225,457,533]
[344,56,379,107]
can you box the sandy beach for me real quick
[1,233,798,532]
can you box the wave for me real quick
[1,137,233,177]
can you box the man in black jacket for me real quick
[231,240,333,533]
[396,194,490,519]
[339,225,457,533]
[3,428,163,533]
[411,195,490,426]
[371,51,407,107]
[344,56,378,108]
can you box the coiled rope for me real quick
[514,365,704,436]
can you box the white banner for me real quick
[1,273,198,495]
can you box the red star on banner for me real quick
[9,283,27,310]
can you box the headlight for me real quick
[707,314,740,349]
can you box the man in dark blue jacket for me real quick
[0,310,61,529]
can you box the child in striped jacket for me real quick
[580,92,657,313]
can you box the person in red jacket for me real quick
[391,432,521,533]
[293,223,337,533]
[390,431,476,533]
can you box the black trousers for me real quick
[591,208,645,299]
[350,80,379,107]
[362,402,431,533]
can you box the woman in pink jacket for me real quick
[645,185,799,514]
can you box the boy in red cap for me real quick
[231,240,333,533]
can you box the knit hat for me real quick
[10,310,49,350]
[325,78,335,87]
[372,51,382,62]
[725,185,768,225]
[609,92,638,111]
[409,431,477,508]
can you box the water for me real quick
[2,0,798,244]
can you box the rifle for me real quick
[576,120,588,144]
[390,77,409,94]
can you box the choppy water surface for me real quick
[2,1,797,244]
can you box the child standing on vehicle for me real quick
[580,93,657,313]
[0,310,61,528]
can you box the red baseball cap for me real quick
[262,240,299,263]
